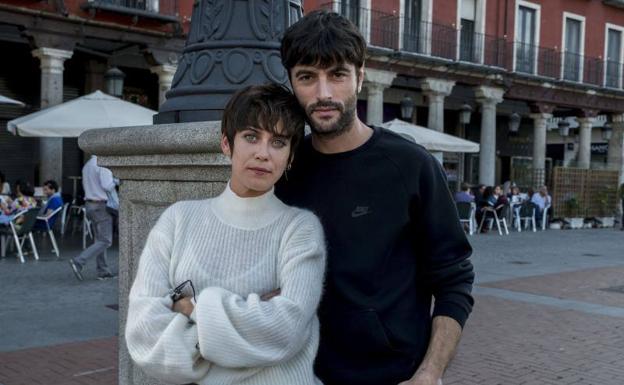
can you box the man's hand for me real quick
[172,297,194,317]
[260,288,281,301]
[398,371,442,385]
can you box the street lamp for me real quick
[508,112,521,133]
[400,95,415,121]
[602,122,613,141]
[459,103,472,125]
[105,67,126,97]
[558,120,571,137]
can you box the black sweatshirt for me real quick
[275,126,475,385]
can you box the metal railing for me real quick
[85,0,178,18]
[322,1,624,91]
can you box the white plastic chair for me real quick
[82,206,93,249]
[541,204,551,230]
[0,208,40,263]
[36,205,63,258]
[516,202,537,232]
[456,202,477,235]
[478,205,509,235]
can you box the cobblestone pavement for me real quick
[0,228,622,385]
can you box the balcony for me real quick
[323,1,623,91]
[82,0,179,23]
[603,0,624,9]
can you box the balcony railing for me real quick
[321,1,624,91]
[83,0,179,22]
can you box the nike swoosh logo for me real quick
[351,207,372,218]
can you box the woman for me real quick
[125,84,326,385]
[0,180,36,225]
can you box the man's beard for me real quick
[305,93,357,139]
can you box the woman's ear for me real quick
[221,135,232,157]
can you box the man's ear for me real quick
[221,135,232,157]
[357,65,365,93]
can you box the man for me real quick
[530,185,551,226]
[69,155,116,281]
[276,10,474,385]
[34,180,64,229]
[454,183,474,203]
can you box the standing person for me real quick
[277,10,474,385]
[0,171,10,195]
[619,183,624,230]
[68,155,116,281]
[125,84,326,385]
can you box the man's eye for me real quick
[298,75,312,81]
[333,72,347,79]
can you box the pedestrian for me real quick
[277,10,474,385]
[125,84,326,385]
[0,171,10,195]
[68,155,116,281]
[619,182,624,230]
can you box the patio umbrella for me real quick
[0,94,25,106]
[7,90,156,137]
[381,119,480,153]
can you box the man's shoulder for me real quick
[374,127,432,161]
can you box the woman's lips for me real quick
[248,167,272,176]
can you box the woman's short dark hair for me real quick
[281,9,367,73]
[15,180,34,197]
[221,83,306,162]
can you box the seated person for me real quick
[0,181,37,226]
[35,180,63,229]
[531,185,551,226]
[454,182,475,203]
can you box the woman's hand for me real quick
[172,297,195,317]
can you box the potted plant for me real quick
[563,195,584,229]
[594,185,617,228]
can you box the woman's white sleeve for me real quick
[125,206,211,383]
[191,211,326,368]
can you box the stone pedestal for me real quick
[32,47,73,184]
[79,121,229,385]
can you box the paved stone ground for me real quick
[0,227,622,385]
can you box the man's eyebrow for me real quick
[294,68,315,77]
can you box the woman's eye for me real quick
[272,139,287,148]
[244,134,257,142]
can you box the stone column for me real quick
[363,69,396,126]
[577,117,595,169]
[421,78,455,132]
[79,121,229,385]
[32,47,73,184]
[608,113,624,171]
[150,64,177,107]
[530,112,552,187]
[475,86,504,186]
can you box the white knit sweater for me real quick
[125,184,326,385]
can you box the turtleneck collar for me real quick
[211,182,288,230]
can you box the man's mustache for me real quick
[307,101,344,113]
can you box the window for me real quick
[403,0,422,52]
[606,28,622,88]
[341,0,361,27]
[460,0,477,62]
[563,17,583,81]
[516,5,537,73]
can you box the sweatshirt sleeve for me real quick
[412,154,475,328]
[125,205,211,383]
[191,211,326,368]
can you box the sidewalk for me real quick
[1,228,623,385]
